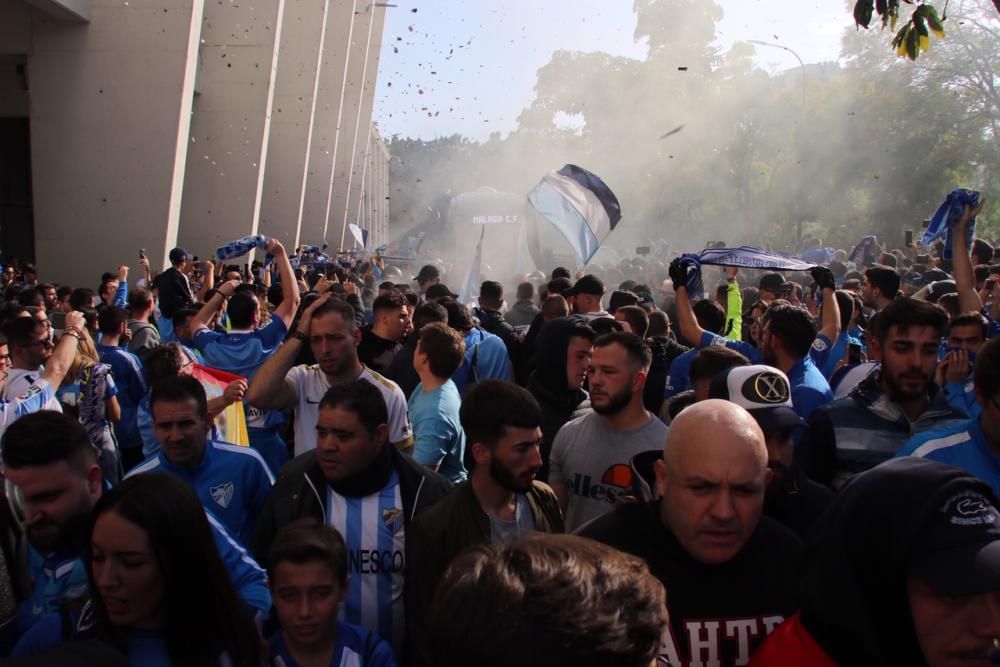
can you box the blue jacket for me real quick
[127,441,274,546]
[451,328,512,394]
[897,417,1000,497]
[14,507,270,638]
[96,344,147,451]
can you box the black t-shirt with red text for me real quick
[579,501,803,667]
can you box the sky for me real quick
[372,0,853,142]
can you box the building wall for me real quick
[25,0,203,284]
[10,0,387,286]
[176,0,285,253]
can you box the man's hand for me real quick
[668,258,689,292]
[203,259,215,275]
[63,311,85,332]
[939,350,972,385]
[313,275,333,294]
[222,379,248,405]
[343,281,358,296]
[118,265,129,281]
[219,278,241,297]
[265,238,287,257]
[957,198,986,228]
[724,266,739,282]
[297,293,333,336]
[810,266,836,291]
[121,328,133,345]
[138,256,150,270]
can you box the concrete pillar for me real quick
[297,0,354,247]
[26,0,205,285]
[256,0,325,248]
[177,0,285,256]
[329,2,384,250]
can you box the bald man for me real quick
[580,400,803,667]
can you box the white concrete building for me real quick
[0,0,389,286]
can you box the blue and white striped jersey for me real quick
[326,469,405,652]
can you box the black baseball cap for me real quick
[608,290,639,313]
[568,274,605,297]
[909,487,1000,596]
[168,247,192,264]
[413,264,440,283]
[708,365,804,433]
[759,273,792,293]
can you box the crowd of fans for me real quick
[0,199,998,666]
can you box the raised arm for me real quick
[198,259,216,301]
[247,293,333,411]
[113,266,129,307]
[266,239,300,327]
[810,266,841,343]
[669,259,709,347]
[192,279,240,333]
[954,199,987,313]
[41,311,86,386]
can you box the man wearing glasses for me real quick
[0,315,65,412]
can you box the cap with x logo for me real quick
[708,364,805,433]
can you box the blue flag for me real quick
[527,164,622,264]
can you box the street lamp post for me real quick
[747,39,806,107]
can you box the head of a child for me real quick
[267,519,350,650]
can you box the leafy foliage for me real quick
[387,0,1000,257]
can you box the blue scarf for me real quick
[848,235,878,266]
[216,234,275,267]
[677,246,816,298]
[921,188,979,260]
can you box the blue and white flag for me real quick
[922,188,979,260]
[848,235,879,266]
[216,235,274,267]
[458,226,486,306]
[672,246,817,299]
[527,164,622,264]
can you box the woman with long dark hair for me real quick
[82,473,263,666]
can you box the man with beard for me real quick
[709,365,832,540]
[798,297,968,490]
[549,331,668,531]
[862,264,900,312]
[1,411,271,639]
[405,380,564,667]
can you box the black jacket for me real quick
[797,458,998,666]
[473,307,520,381]
[527,317,592,481]
[763,467,834,542]
[151,267,194,318]
[252,445,452,564]
[580,501,802,666]
[384,333,420,399]
[644,335,689,415]
[405,481,564,666]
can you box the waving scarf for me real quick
[921,188,979,260]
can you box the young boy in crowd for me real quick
[267,519,398,667]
